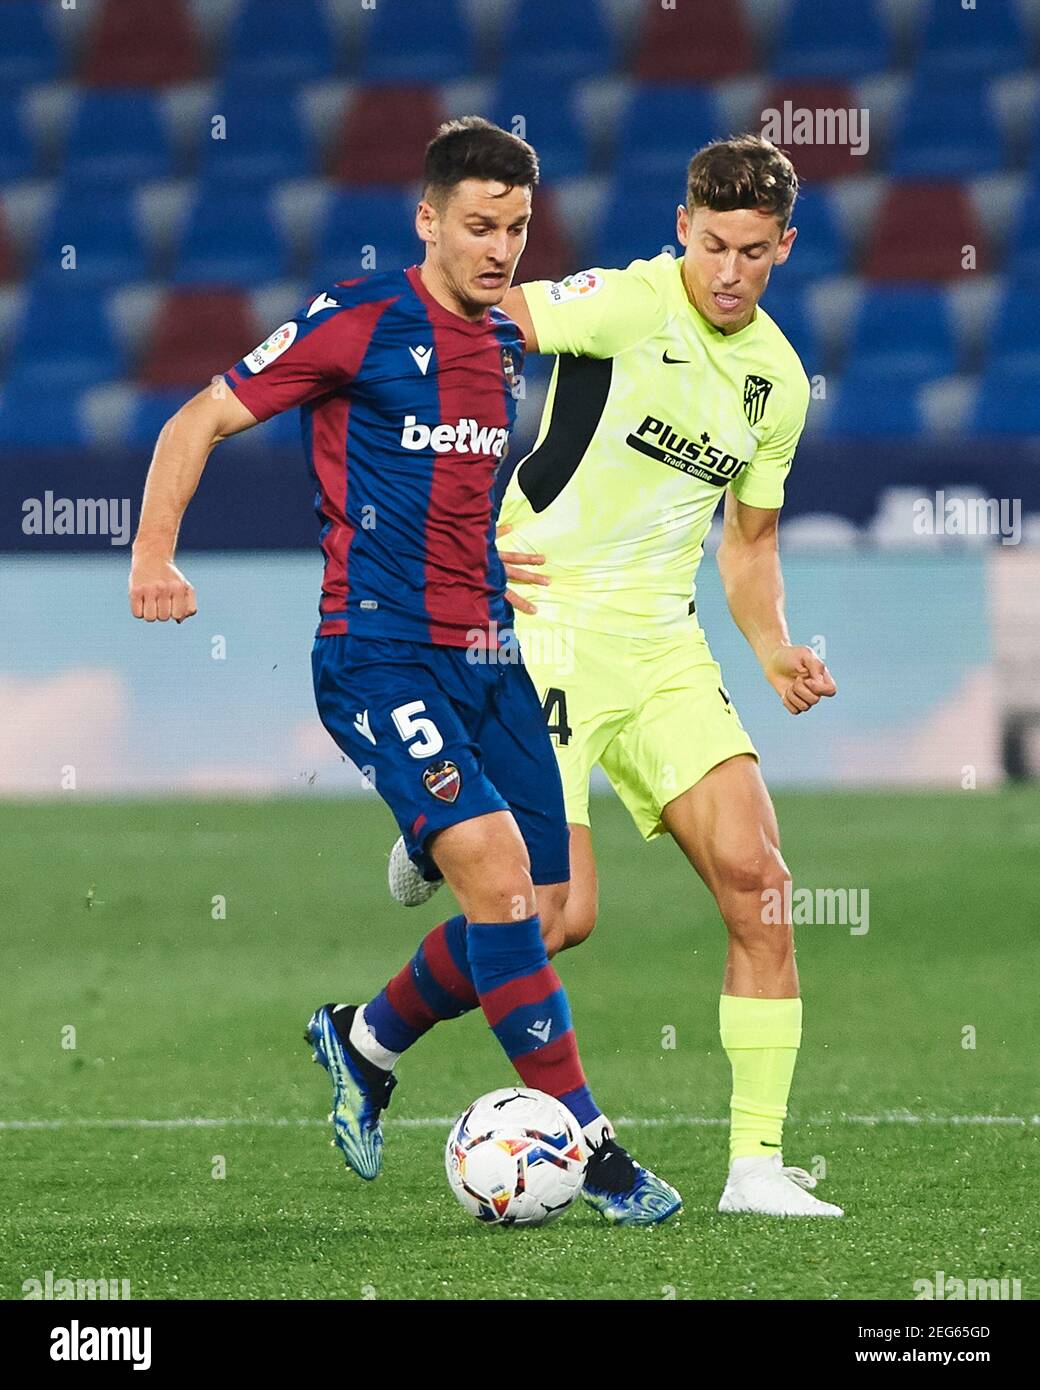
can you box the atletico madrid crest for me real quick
[743,373,773,426]
[423,760,461,803]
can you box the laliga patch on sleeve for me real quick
[545,270,602,305]
[244,321,298,374]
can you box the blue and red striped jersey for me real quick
[223,265,524,647]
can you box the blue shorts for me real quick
[311,634,570,886]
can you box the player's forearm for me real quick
[132,401,224,559]
[717,537,791,669]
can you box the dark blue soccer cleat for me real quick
[304,1003,396,1180]
[581,1137,683,1226]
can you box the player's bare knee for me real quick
[714,843,789,903]
[441,855,534,923]
[478,874,536,923]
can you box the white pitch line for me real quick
[0,1114,1037,1133]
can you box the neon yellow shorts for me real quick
[515,615,757,839]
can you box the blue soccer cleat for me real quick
[304,1003,396,1180]
[581,1137,683,1226]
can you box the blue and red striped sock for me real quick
[466,915,600,1128]
[360,915,478,1062]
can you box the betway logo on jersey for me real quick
[626,415,750,487]
[400,415,508,458]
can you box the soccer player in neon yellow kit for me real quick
[392,135,843,1216]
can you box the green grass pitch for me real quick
[2,790,1037,1301]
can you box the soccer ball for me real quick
[445,1088,587,1227]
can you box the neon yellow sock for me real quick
[719,995,802,1162]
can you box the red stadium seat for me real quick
[633,0,754,80]
[80,0,203,87]
[330,86,445,184]
[517,189,574,284]
[862,183,989,281]
[760,82,870,180]
[138,290,259,388]
[0,202,17,283]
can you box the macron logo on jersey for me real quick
[409,345,433,374]
[400,415,508,458]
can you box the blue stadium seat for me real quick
[65,92,174,184]
[589,176,686,268]
[915,0,1030,78]
[361,0,475,82]
[972,364,1040,434]
[0,1,61,86]
[827,368,924,436]
[782,188,846,284]
[36,188,149,287]
[760,289,824,377]
[986,290,1040,373]
[0,102,36,181]
[173,192,290,286]
[887,81,1005,179]
[196,82,315,185]
[312,188,418,286]
[499,0,616,84]
[488,82,590,182]
[0,388,87,447]
[6,285,124,392]
[845,288,957,384]
[615,86,722,180]
[773,0,891,79]
[1008,182,1040,285]
[224,0,337,84]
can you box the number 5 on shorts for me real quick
[391,700,444,759]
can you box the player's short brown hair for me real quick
[686,135,799,229]
[423,117,539,206]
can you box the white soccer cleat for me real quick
[387,835,444,907]
[717,1153,844,1217]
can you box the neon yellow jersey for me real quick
[499,253,810,635]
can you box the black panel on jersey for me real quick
[515,355,613,513]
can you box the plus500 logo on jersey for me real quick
[400,415,508,458]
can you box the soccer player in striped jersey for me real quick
[390,135,845,1217]
[128,118,680,1226]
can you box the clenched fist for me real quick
[129,555,197,623]
[764,644,837,716]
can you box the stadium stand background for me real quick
[2,0,1040,544]
[1,0,1038,791]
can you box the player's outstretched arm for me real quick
[716,492,836,716]
[129,385,258,622]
